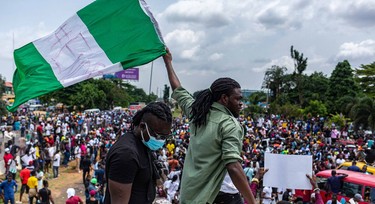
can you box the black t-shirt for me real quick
[104,132,155,204]
[38,188,51,203]
[82,158,92,171]
[88,199,99,204]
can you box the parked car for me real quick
[316,170,375,204]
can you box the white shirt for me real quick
[262,186,273,204]
[163,180,179,202]
[75,146,81,159]
[219,173,239,194]
[48,147,55,159]
[37,171,44,191]
[53,153,60,167]
[336,158,346,166]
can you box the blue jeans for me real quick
[63,151,70,165]
[53,166,59,178]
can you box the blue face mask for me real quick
[141,124,165,151]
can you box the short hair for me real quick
[131,102,172,129]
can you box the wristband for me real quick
[313,188,320,192]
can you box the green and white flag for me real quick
[8,0,165,112]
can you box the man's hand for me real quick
[163,48,172,64]
[306,174,317,189]
[254,167,268,180]
[163,47,181,90]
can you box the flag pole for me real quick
[149,61,153,95]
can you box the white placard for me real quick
[263,153,312,190]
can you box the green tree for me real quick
[0,75,7,116]
[354,62,375,97]
[262,65,287,102]
[290,45,308,106]
[303,100,327,117]
[350,97,375,131]
[40,78,154,110]
[269,103,303,118]
[327,60,358,113]
[248,91,267,105]
[303,72,329,104]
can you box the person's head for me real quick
[90,178,97,185]
[363,165,368,172]
[89,189,96,197]
[172,175,178,182]
[331,170,336,176]
[67,188,75,198]
[352,161,357,166]
[4,148,10,154]
[31,170,36,176]
[191,78,242,127]
[43,180,49,187]
[332,193,337,201]
[354,193,363,202]
[132,102,172,151]
[6,174,12,182]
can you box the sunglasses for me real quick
[145,122,172,140]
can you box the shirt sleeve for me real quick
[107,150,139,184]
[220,116,243,165]
[171,87,194,118]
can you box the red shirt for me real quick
[37,125,43,135]
[3,153,13,167]
[66,196,83,204]
[20,168,31,184]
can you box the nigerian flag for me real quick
[7,0,165,112]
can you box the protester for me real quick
[164,49,256,204]
[0,174,18,204]
[52,150,60,178]
[38,180,55,204]
[326,170,348,194]
[27,170,38,204]
[66,188,84,204]
[104,102,172,204]
[3,148,13,175]
[19,166,30,203]
[347,161,361,172]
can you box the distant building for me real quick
[2,82,14,104]
[241,89,265,99]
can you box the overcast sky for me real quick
[1,0,375,97]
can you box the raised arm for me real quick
[163,48,181,91]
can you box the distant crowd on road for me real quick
[1,106,375,204]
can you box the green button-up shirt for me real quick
[172,87,244,204]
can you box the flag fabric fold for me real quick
[7,0,165,112]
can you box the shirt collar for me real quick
[211,102,235,118]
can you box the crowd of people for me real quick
[0,109,130,204]
[1,49,375,204]
[0,101,375,204]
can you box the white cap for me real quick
[67,188,75,198]
[4,148,10,153]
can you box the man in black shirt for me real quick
[104,102,172,204]
[38,180,55,204]
[81,155,92,185]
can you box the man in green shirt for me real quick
[163,49,256,204]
